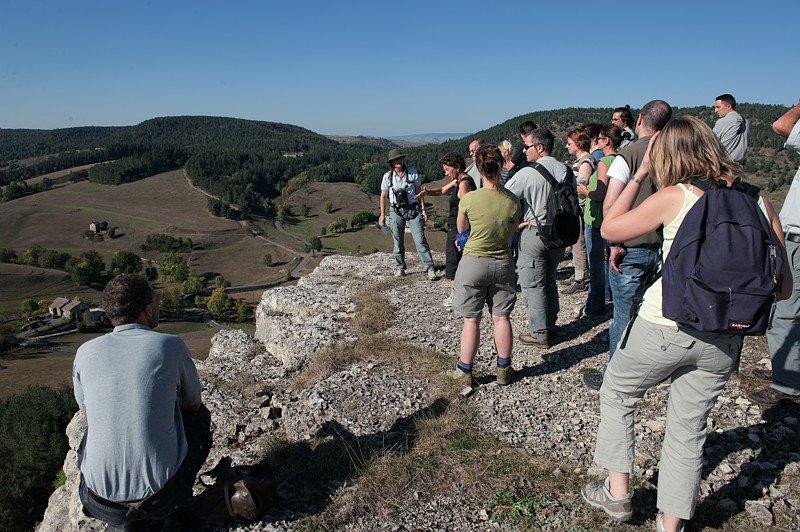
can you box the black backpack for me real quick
[530,163,581,248]
[661,179,784,335]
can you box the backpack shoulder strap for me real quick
[532,162,558,188]
[732,179,761,200]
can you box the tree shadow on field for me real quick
[211,397,450,528]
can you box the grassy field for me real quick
[278,180,450,255]
[0,321,233,400]
[24,162,102,186]
[0,263,101,315]
[0,169,296,285]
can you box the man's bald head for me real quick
[638,100,672,135]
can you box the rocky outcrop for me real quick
[39,253,800,530]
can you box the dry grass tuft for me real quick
[291,334,450,392]
[291,400,584,530]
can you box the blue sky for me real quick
[0,0,797,136]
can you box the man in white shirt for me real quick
[465,138,485,190]
[712,93,749,164]
[582,101,672,391]
[748,101,800,407]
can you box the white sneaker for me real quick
[395,268,405,277]
[443,295,452,307]
[427,267,437,281]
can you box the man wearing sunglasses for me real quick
[505,127,571,347]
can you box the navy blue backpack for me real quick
[661,180,784,335]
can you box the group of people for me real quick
[72,96,798,532]
[377,95,797,530]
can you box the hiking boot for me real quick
[562,280,587,294]
[395,268,405,277]
[427,267,437,281]
[750,367,773,381]
[583,370,604,391]
[581,477,632,522]
[558,274,575,286]
[746,386,799,408]
[656,512,685,532]
[445,368,478,393]
[518,332,549,348]
[496,365,516,386]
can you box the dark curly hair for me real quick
[613,105,634,127]
[102,274,154,326]
[440,151,466,172]
[475,144,503,184]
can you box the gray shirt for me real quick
[73,323,202,501]
[504,155,570,223]
[781,118,800,236]
[465,161,482,190]
[713,110,749,163]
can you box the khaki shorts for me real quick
[453,254,517,318]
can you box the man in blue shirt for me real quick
[74,274,211,528]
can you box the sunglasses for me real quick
[524,143,538,151]
[597,136,609,141]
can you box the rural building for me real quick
[48,297,72,317]
[86,307,106,324]
[62,300,91,320]
[89,221,108,233]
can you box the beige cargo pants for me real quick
[593,316,742,519]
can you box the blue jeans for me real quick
[389,210,434,270]
[608,246,660,356]
[584,225,606,315]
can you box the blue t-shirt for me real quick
[73,323,202,501]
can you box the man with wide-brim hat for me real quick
[378,149,437,280]
[385,148,407,164]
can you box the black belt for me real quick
[787,233,800,244]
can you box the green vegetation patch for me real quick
[0,385,78,530]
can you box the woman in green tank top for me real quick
[577,124,623,317]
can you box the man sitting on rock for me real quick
[73,274,211,529]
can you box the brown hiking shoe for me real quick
[581,478,632,522]
[519,332,549,348]
[445,368,478,392]
[746,386,799,408]
[496,365,516,386]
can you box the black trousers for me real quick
[445,227,462,280]
[79,405,212,528]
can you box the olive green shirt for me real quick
[458,188,520,259]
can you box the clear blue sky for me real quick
[1,0,797,136]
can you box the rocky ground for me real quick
[40,252,800,531]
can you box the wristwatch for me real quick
[631,175,644,185]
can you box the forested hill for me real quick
[0,116,385,212]
[0,116,335,162]
[405,103,799,194]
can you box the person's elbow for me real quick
[772,121,791,137]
